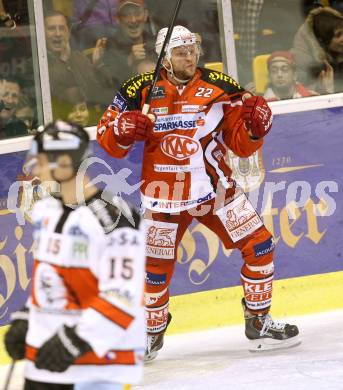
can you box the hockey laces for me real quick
[147,334,158,353]
[260,314,285,336]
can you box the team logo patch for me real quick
[34,263,68,309]
[216,193,263,242]
[151,86,166,99]
[226,149,265,192]
[253,237,275,257]
[146,272,167,285]
[145,220,178,259]
[112,93,127,111]
[161,134,200,160]
[68,225,89,239]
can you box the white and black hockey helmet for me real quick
[25,120,91,176]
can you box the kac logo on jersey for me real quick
[161,134,200,160]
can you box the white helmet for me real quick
[155,25,197,59]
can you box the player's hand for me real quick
[114,110,154,148]
[35,325,91,372]
[242,94,273,139]
[4,313,28,360]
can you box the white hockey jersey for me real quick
[24,191,146,385]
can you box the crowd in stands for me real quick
[233,0,343,99]
[1,0,343,138]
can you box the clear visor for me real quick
[171,43,200,58]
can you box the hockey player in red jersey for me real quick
[4,121,146,389]
[97,25,300,360]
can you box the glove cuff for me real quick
[117,142,133,150]
[10,307,29,321]
[58,326,91,358]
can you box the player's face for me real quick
[45,15,70,54]
[329,27,343,54]
[29,153,54,182]
[269,61,295,90]
[53,154,75,182]
[118,5,148,40]
[170,44,198,80]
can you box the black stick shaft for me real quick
[142,0,183,114]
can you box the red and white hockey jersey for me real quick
[97,68,263,213]
[25,192,146,385]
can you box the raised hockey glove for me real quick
[242,95,273,139]
[4,308,29,360]
[114,110,154,148]
[35,325,92,372]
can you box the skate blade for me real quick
[143,351,158,362]
[248,335,301,352]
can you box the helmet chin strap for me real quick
[163,59,192,84]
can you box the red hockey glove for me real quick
[114,110,154,148]
[242,96,273,139]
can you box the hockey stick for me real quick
[142,0,183,115]
[2,360,15,390]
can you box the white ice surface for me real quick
[2,310,343,390]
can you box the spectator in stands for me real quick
[0,76,27,138]
[293,6,343,94]
[264,51,317,100]
[71,0,118,50]
[92,0,156,88]
[52,87,94,127]
[44,10,112,109]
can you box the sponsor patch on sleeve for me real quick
[146,272,167,285]
[253,237,275,257]
[112,92,127,112]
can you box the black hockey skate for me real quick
[144,313,172,362]
[242,298,301,352]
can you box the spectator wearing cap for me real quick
[92,0,156,88]
[293,6,343,94]
[264,51,317,101]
